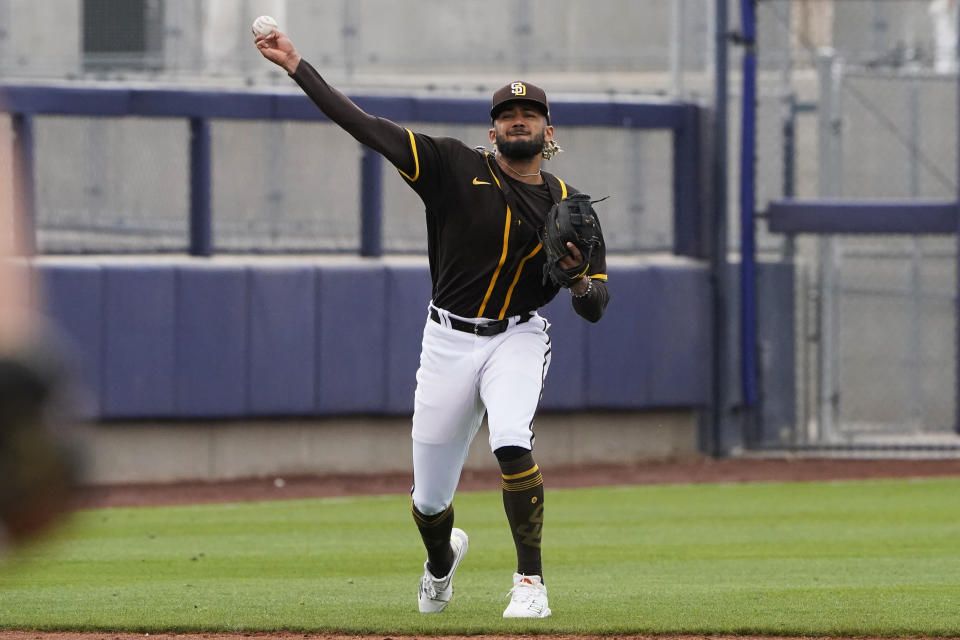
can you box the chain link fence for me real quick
[1,0,697,255]
[0,0,713,84]
[750,0,960,450]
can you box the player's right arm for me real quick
[254,31,416,177]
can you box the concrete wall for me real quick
[81,411,699,485]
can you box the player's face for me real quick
[490,103,554,160]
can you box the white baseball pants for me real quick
[410,304,551,515]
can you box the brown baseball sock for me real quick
[411,503,455,578]
[496,447,544,579]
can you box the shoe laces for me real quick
[507,577,543,602]
[421,573,443,599]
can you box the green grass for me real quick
[1,477,959,636]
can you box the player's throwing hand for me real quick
[253,29,301,75]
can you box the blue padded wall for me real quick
[642,265,711,406]
[175,265,248,416]
[36,259,719,420]
[102,265,177,417]
[383,264,433,414]
[247,266,316,415]
[316,265,388,413]
[586,264,711,408]
[586,267,651,407]
[37,263,103,417]
[538,294,587,410]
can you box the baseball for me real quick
[251,15,278,37]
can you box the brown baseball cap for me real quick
[490,81,550,123]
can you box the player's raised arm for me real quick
[252,18,415,177]
[253,22,301,74]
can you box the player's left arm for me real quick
[560,243,609,322]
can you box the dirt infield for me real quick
[9,456,960,640]
[6,634,949,640]
[71,455,960,510]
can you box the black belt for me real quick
[430,308,533,337]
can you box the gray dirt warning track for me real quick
[69,457,960,510]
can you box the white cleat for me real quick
[417,527,469,613]
[502,572,552,618]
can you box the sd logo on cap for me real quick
[491,81,550,124]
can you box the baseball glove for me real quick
[538,193,605,288]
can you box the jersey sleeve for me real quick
[394,132,470,210]
[289,59,416,176]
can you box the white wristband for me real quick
[571,277,593,298]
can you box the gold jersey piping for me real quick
[397,129,420,182]
[477,155,509,318]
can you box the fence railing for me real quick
[1,85,706,258]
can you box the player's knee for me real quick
[494,445,532,464]
[495,446,537,478]
[413,501,449,517]
[412,501,451,521]
[495,446,542,491]
[411,486,450,516]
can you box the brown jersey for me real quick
[290,59,608,321]
[398,134,606,318]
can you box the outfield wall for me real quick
[36,255,713,484]
[39,256,712,420]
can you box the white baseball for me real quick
[251,15,279,37]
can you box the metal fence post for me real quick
[739,0,758,414]
[673,104,704,257]
[956,2,960,435]
[815,49,843,442]
[11,114,36,256]
[707,0,730,456]
[189,117,212,256]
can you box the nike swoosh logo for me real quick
[473,178,491,185]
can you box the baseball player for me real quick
[255,27,609,619]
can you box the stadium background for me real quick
[1,0,959,487]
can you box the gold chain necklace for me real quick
[499,156,541,178]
